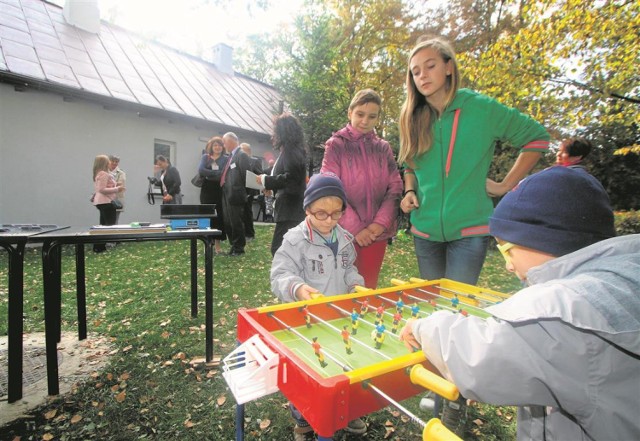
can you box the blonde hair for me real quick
[93,155,110,180]
[398,36,460,167]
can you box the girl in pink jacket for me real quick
[321,89,403,288]
[92,154,124,252]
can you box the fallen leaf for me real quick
[115,391,126,402]
[44,409,57,420]
[70,414,82,424]
[259,419,271,430]
[473,418,484,426]
[43,434,54,441]
[184,420,194,428]
[384,420,394,427]
[217,395,227,406]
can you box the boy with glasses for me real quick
[400,166,640,440]
[271,172,367,439]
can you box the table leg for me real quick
[203,237,214,362]
[4,241,25,403]
[190,239,197,318]
[42,240,61,396]
[235,403,245,441]
[75,243,87,340]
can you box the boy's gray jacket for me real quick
[271,219,365,302]
[413,234,640,441]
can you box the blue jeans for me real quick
[413,236,489,285]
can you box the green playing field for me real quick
[271,297,489,378]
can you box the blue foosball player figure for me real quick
[350,309,360,335]
[411,304,420,318]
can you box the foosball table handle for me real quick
[423,418,462,441]
[410,364,459,401]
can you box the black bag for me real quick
[191,173,204,188]
[111,199,123,210]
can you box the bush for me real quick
[615,210,640,235]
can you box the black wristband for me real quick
[403,189,416,197]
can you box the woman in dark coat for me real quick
[156,155,182,204]
[198,136,228,253]
[257,113,307,256]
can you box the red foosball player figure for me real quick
[302,305,311,329]
[375,305,385,325]
[360,297,369,316]
[350,309,360,335]
[341,325,353,354]
[311,337,328,368]
[391,311,403,334]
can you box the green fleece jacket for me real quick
[407,89,549,242]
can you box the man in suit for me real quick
[240,143,263,241]
[221,132,252,256]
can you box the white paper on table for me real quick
[245,170,264,190]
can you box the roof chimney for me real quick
[211,43,234,75]
[63,0,100,34]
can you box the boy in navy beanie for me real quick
[401,166,640,440]
[271,172,366,439]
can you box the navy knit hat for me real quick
[304,172,347,209]
[489,166,615,257]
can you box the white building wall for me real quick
[0,85,273,226]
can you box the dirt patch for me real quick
[0,332,113,427]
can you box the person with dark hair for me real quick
[155,155,182,204]
[321,89,403,288]
[401,166,640,440]
[257,113,308,255]
[108,155,126,224]
[198,136,228,253]
[398,36,550,287]
[556,137,592,168]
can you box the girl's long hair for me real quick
[93,155,110,180]
[398,36,460,167]
[272,113,306,166]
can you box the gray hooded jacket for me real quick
[271,218,365,302]
[414,234,640,441]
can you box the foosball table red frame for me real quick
[230,278,509,439]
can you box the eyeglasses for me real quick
[496,241,515,265]
[310,210,344,221]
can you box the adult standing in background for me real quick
[555,137,591,168]
[198,136,228,254]
[92,155,124,252]
[155,155,182,205]
[221,132,252,256]
[257,113,307,256]
[240,143,263,242]
[398,35,549,286]
[321,89,403,288]
[109,155,126,224]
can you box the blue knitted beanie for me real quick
[489,166,615,257]
[304,172,347,209]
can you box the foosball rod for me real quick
[390,279,493,315]
[407,277,507,305]
[365,365,462,441]
[268,313,354,372]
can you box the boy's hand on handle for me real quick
[295,284,319,301]
[399,318,422,352]
[400,193,419,213]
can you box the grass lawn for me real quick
[1,224,522,440]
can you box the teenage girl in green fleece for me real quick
[398,35,550,285]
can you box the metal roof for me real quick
[0,0,282,135]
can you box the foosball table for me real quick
[224,278,510,440]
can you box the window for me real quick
[154,140,176,164]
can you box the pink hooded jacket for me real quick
[321,124,403,242]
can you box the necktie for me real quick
[220,151,234,186]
